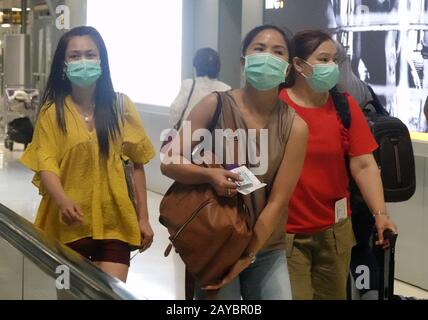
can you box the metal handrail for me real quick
[0,203,143,300]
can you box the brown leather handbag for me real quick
[159,92,253,286]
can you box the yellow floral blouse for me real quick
[20,95,155,247]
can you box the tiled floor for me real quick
[0,139,427,300]
[394,280,428,299]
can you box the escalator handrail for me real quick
[0,203,143,300]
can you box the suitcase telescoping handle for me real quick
[383,229,398,247]
[378,229,398,300]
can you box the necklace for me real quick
[77,104,95,123]
[83,112,92,123]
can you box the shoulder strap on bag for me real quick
[114,92,136,208]
[212,91,238,132]
[330,86,351,130]
[365,85,389,116]
[116,92,125,123]
[208,91,224,132]
[175,80,196,130]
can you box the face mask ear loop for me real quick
[284,63,289,76]
[299,59,312,79]
[302,59,313,67]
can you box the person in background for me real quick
[280,29,397,300]
[169,48,231,129]
[20,26,155,283]
[336,39,384,300]
[336,41,373,108]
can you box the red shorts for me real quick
[67,238,131,266]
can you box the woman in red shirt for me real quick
[279,30,397,300]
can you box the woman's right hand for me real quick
[207,168,241,198]
[58,197,84,225]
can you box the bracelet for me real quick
[373,210,389,218]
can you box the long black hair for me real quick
[40,26,119,157]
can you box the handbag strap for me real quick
[215,92,237,132]
[116,92,125,123]
[211,92,240,170]
[208,91,223,132]
[116,92,128,162]
[174,79,196,130]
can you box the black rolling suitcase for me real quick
[373,229,398,300]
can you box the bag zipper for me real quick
[163,199,213,257]
[391,138,401,184]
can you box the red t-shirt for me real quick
[279,89,378,234]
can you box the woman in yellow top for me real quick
[20,26,155,282]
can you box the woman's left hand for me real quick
[374,215,397,249]
[202,256,253,291]
[139,219,154,252]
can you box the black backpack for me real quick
[7,117,34,145]
[330,86,416,203]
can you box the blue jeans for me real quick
[195,249,292,300]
